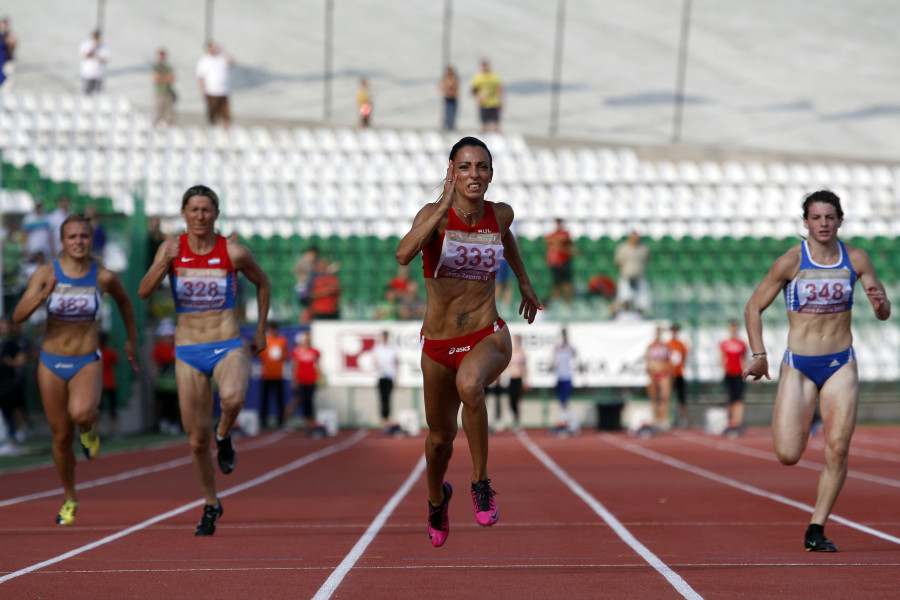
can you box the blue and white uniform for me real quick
[41,260,102,381]
[782,240,857,389]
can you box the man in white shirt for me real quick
[79,30,110,95]
[196,41,234,129]
[372,331,400,434]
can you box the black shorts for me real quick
[724,375,744,403]
[551,263,572,285]
[479,106,500,124]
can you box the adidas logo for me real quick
[829,359,840,367]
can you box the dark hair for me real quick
[802,190,843,220]
[182,185,220,211]
[449,136,492,169]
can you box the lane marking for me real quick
[674,431,900,489]
[312,454,426,600]
[0,430,294,508]
[0,430,368,585]
[602,434,900,546]
[517,431,704,600]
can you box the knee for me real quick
[189,431,212,455]
[69,405,98,427]
[428,430,456,454]
[826,438,851,466]
[218,388,246,413]
[455,374,484,405]
[775,449,801,466]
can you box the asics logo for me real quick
[54,362,74,369]
[448,345,471,355]
[214,348,227,355]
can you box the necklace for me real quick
[455,203,480,218]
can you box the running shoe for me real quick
[427,482,453,548]
[804,524,837,552]
[195,500,223,536]
[471,479,498,526]
[56,499,78,526]
[80,427,99,459]
[216,429,236,475]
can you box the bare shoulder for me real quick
[491,201,514,229]
[843,240,875,273]
[769,243,802,280]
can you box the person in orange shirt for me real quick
[544,218,574,304]
[258,322,288,429]
[667,323,689,428]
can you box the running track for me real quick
[2,425,900,599]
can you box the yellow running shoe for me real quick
[80,427,99,459]
[56,500,78,526]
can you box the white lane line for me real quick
[602,434,900,546]
[0,431,296,508]
[0,430,368,585]
[517,431,704,600]
[674,431,900,489]
[312,454,426,600]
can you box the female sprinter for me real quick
[14,214,137,526]
[396,136,541,547]
[139,185,270,536]
[744,190,891,551]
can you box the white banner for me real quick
[311,320,662,389]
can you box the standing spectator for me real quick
[356,77,372,128]
[0,317,27,455]
[0,17,17,90]
[258,322,289,429]
[307,256,341,321]
[438,65,459,131]
[84,205,106,256]
[46,196,71,258]
[544,218,574,304]
[645,326,672,433]
[283,331,323,434]
[79,30,110,95]
[151,318,179,434]
[98,332,120,438]
[152,48,176,127]
[720,319,748,436]
[22,200,52,262]
[373,331,400,434]
[470,59,503,133]
[196,41,233,130]
[2,218,25,313]
[668,323,690,428]
[505,334,528,431]
[552,328,577,433]
[614,230,651,314]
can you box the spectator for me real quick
[438,65,459,131]
[552,328,577,433]
[152,48,176,127]
[373,285,400,321]
[22,200,52,262]
[505,333,528,430]
[46,196,71,258]
[610,299,642,322]
[645,326,672,433]
[84,205,106,256]
[470,59,503,133]
[151,319,179,434]
[357,77,372,128]
[0,317,27,455]
[283,331,324,434]
[720,319,748,436]
[98,332,120,438]
[668,323,690,428]
[196,41,233,130]
[79,30,110,95]
[2,218,25,313]
[388,264,416,296]
[614,230,651,313]
[495,219,517,307]
[0,16,17,90]
[294,245,319,310]
[373,331,400,434]
[258,322,289,429]
[397,280,425,320]
[544,218,574,304]
[307,256,341,321]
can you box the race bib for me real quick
[176,268,228,310]
[438,231,504,281]
[795,268,853,314]
[48,285,99,322]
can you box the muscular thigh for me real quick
[457,328,512,402]
[818,361,859,443]
[67,361,103,414]
[176,359,214,432]
[772,363,819,447]
[213,348,250,400]
[421,354,461,434]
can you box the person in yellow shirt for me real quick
[470,59,503,133]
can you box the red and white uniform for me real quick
[421,202,504,281]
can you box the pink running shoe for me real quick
[428,482,453,547]
[471,479,498,526]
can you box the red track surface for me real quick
[3,425,900,599]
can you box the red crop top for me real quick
[421,202,505,281]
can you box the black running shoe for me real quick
[216,431,236,475]
[195,500,223,536]
[804,524,837,552]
